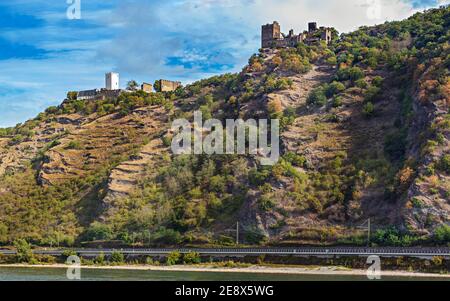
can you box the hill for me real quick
[0,6,449,247]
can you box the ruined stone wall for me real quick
[141,83,153,93]
[160,80,181,92]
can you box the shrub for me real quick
[372,76,384,87]
[364,86,381,102]
[66,140,82,150]
[166,251,181,265]
[373,228,418,246]
[82,222,113,241]
[95,252,105,265]
[110,251,125,264]
[325,81,345,98]
[434,224,450,244]
[336,67,364,82]
[307,86,327,106]
[152,228,182,245]
[258,195,276,211]
[332,96,343,107]
[411,198,425,209]
[355,78,368,90]
[45,106,59,114]
[62,250,77,257]
[13,239,34,263]
[183,252,201,264]
[249,168,271,186]
[326,56,337,66]
[362,102,375,117]
[244,227,267,245]
[280,53,311,73]
[439,155,450,174]
[283,152,306,167]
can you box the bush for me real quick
[283,152,306,167]
[325,81,345,98]
[336,67,364,82]
[82,222,113,241]
[66,140,82,150]
[166,251,181,265]
[434,224,450,244]
[95,252,106,265]
[183,252,201,264]
[110,251,125,264]
[362,102,375,117]
[355,78,368,89]
[258,195,276,211]
[13,239,34,263]
[439,155,450,174]
[332,96,343,107]
[372,76,384,87]
[152,228,182,245]
[364,86,381,102]
[373,228,418,246]
[244,227,268,245]
[249,168,271,186]
[307,87,327,106]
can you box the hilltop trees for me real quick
[126,80,139,91]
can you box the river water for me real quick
[0,267,448,281]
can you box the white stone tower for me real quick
[105,72,119,90]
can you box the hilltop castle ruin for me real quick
[76,74,182,101]
[261,21,332,48]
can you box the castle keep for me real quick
[261,21,332,48]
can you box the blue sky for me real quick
[0,0,448,127]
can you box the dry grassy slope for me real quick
[0,115,84,178]
[37,106,167,186]
[0,105,169,202]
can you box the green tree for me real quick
[67,91,78,100]
[82,222,113,241]
[153,80,162,92]
[127,80,139,91]
[0,223,8,244]
[13,239,34,263]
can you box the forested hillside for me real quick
[0,6,448,247]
